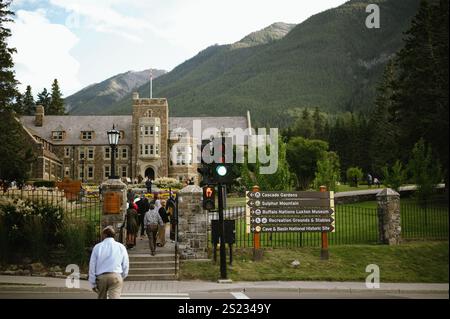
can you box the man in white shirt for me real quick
[88,226,129,299]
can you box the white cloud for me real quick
[8,9,81,96]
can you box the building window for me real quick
[144,126,149,136]
[81,131,93,140]
[64,166,70,177]
[121,166,127,178]
[52,131,64,141]
[122,147,128,159]
[87,166,94,179]
[146,110,152,117]
[149,144,154,155]
[78,166,84,180]
[144,145,149,155]
[104,165,110,179]
[155,144,159,155]
[149,126,154,135]
[139,144,143,156]
[104,147,110,159]
[64,147,70,158]
[155,126,159,137]
[79,148,85,160]
[87,148,94,160]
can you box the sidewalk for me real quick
[0,275,448,295]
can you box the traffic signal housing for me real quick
[202,185,216,210]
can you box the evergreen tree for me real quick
[23,85,35,115]
[390,0,449,184]
[408,139,442,203]
[37,88,51,113]
[0,0,18,112]
[14,91,23,114]
[49,79,64,115]
[0,111,34,185]
[312,107,325,139]
[382,160,406,192]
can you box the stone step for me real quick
[130,261,178,268]
[129,267,175,275]
[129,254,176,262]
[125,274,178,281]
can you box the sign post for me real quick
[218,183,227,279]
[320,185,329,260]
[251,185,263,261]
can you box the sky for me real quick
[8,0,348,97]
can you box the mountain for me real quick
[71,0,422,127]
[65,69,166,114]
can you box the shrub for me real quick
[62,219,89,266]
[153,177,183,189]
[33,180,56,188]
[382,160,406,192]
[346,167,363,187]
[314,152,340,192]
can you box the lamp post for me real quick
[107,125,120,179]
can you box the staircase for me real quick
[126,235,178,281]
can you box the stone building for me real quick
[19,93,251,184]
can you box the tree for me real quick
[382,160,406,192]
[255,137,293,191]
[0,0,18,112]
[346,167,363,187]
[0,111,34,185]
[389,1,449,185]
[286,137,328,190]
[36,88,51,113]
[314,151,340,192]
[408,139,442,203]
[49,79,64,115]
[23,85,35,115]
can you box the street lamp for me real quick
[107,124,120,179]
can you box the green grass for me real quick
[180,241,449,282]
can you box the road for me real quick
[0,290,447,299]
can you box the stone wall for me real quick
[176,185,208,259]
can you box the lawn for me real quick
[180,241,449,283]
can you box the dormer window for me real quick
[81,131,94,141]
[52,131,64,141]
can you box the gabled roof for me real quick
[20,116,133,145]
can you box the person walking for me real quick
[144,203,164,255]
[145,178,152,193]
[88,226,129,299]
[135,192,150,239]
[156,199,170,247]
[125,201,139,248]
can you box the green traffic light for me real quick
[216,165,227,176]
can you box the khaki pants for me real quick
[96,273,123,299]
[146,226,158,254]
[157,224,167,246]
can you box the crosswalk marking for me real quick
[121,292,190,299]
[231,292,250,299]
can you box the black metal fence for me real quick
[0,188,102,240]
[401,199,449,240]
[208,199,448,248]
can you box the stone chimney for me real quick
[35,105,44,127]
[132,92,139,100]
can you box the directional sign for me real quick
[247,191,330,199]
[247,199,331,208]
[251,208,334,216]
[252,225,335,233]
[246,190,335,233]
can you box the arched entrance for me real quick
[145,167,155,180]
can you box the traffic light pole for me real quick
[217,183,227,279]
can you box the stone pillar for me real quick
[177,185,208,259]
[101,179,128,243]
[376,188,401,245]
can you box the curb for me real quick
[0,286,92,293]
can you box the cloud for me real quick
[8,9,81,96]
